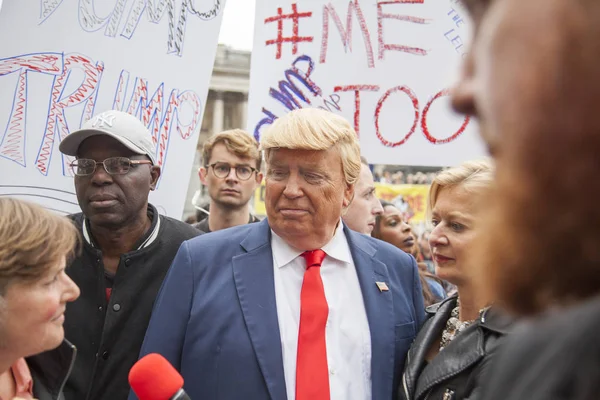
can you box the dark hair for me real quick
[413,245,444,306]
[372,202,441,305]
[380,200,393,208]
[372,200,395,239]
[419,270,441,307]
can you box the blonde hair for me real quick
[427,159,494,218]
[202,129,262,170]
[260,108,361,186]
[0,198,79,292]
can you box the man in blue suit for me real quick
[133,108,426,400]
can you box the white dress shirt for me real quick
[271,221,372,400]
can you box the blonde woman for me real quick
[0,198,80,400]
[399,160,513,400]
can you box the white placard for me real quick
[0,0,225,217]
[248,0,485,167]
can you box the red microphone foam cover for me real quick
[129,353,184,400]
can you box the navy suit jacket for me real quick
[130,219,426,400]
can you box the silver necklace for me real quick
[439,299,475,351]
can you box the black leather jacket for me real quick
[399,296,513,400]
[26,340,76,400]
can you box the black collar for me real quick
[82,204,160,250]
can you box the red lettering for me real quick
[421,89,470,144]
[265,4,313,60]
[0,53,63,166]
[115,75,201,169]
[38,54,104,175]
[324,83,469,148]
[321,1,375,68]
[334,84,380,136]
[375,85,420,147]
[377,0,428,60]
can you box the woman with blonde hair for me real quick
[0,198,80,400]
[399,159,513,400]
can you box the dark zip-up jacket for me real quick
[63,205,202,400]
[400,295,513,400]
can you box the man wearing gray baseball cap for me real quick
[58,110,202,400]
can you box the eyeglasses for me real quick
[69,157,152,176]
[206,162,257,181]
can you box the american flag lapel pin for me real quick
[376,281,389,292]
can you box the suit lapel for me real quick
[233,220,287,400]
[345,228,395,400]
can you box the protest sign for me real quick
[0,0,224,217]
[248,0,485,167]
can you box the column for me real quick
[240,93,248,130]
[212,91,224,135]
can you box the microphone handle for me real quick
[171,388,191,400]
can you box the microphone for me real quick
[129,353,191,400]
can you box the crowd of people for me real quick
[374,170,438,185]
[1,1,600,399]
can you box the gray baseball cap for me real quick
[59,110,157,165]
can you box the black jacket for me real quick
[483,295,600,400]
[26,340,76,400]
[400,296,513,400]
[63,205,201,400]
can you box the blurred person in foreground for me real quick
[0,198,80,400]
[194,129,263,232]
[342,157,384,235]
[372,201,445,306]
[452,1,600,399]
[399,160,513,400]
[134,108,426,400]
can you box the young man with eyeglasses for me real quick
[194,129,263,233]
[57,110,201,400]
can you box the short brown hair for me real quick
[0,198,79,293]
[202,129,262,170]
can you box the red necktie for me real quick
[296,249,330,400]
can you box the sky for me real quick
[218,0,256,51]
[0,0,253,50]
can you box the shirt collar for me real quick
[271,220,352,268]
[82,204,161,250]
